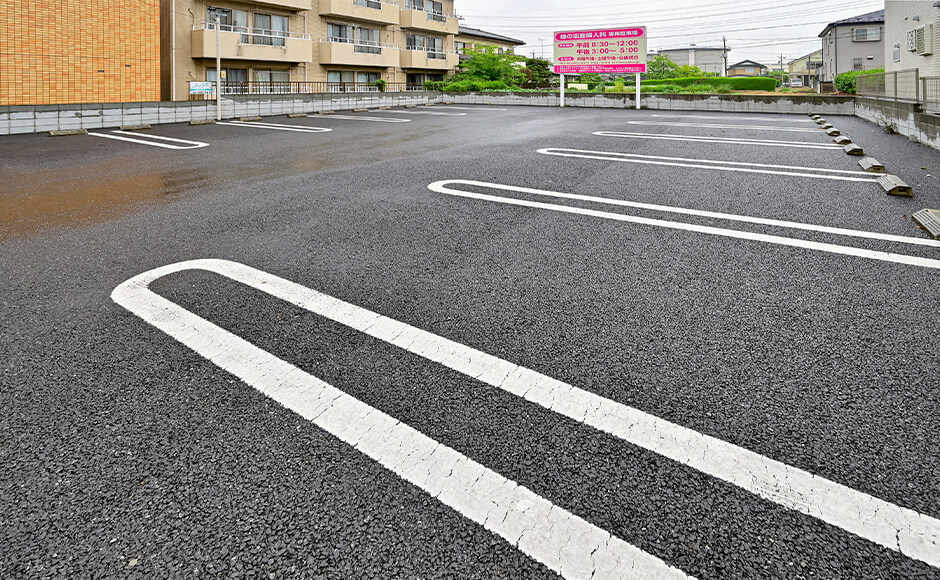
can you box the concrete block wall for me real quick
[855,96,940,149]
[0,93,436,135]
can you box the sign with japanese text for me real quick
[553,27,647,74]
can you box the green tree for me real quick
[456,44,525,84]
[523,57,554,85]
[645,55,681,80]
[676,64,705,78]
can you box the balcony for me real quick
[319,38,400,68]
[192,23,313,63]
[253,0,312,10]
[400,47,458,70]
[319,0,400,25]
[400,9,458,35]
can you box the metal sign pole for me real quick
[635,73,641,109]
[215,16,222,121]
[560,73,565,107]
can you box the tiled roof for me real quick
[458,26,525,45]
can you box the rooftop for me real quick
[458,26,525,46]
[819,9,884,36]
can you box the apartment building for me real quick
[885,0,940,77]
[1,0,161,106]
[455,26,524,61]
[655,46,726,76]
[161,0,460,100]
[818,9,885,82]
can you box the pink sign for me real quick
[553,26,647,74]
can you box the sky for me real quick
[457,0,884,67]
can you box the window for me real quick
[407,35,443,58]
[207,68,248,93]
[455,41,465,54]
[854,27,881,42]
[426,0,445,22]
[327,71,380,92]
[206,7,248,29]
[406,0,424,9]
[853,58,863,71]
[355,28,381,54]
[745,67,755,74]
[328,23,353,42]
[894,42,901,62]
[354,0,381,8]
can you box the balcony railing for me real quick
[195,22,312,45]
[405,46,457,60]
[323,36,399,54]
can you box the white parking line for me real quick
[383,110,468,116]
[435,106,509,111]
[308,114,411,123]
[430,179,940,249]
[217,121,332,133]
[537,148,879,182]
[627,121,820,133]
[594,131,843,150]
[113,259,691,580]
[115,258,940,571]
[88,131,210,150]
[650,114,817,123]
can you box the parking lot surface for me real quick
[1,106,939,579]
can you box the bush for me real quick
[374,79,386,92]
[442,79,513,92]
[424,80,446,91]
[834,68,883,94]
[641,76,777,91]
[595,81,607,93]
[614,78,626,93]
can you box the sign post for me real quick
[553,26,647,109]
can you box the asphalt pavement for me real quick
[1,104,939,579]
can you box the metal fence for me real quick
[923,77,940,113]
[856,69,920,101]
[190,81,427,98]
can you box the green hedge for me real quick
[441,79,514,92]
[640,76,778,91]
[834,68,883,94]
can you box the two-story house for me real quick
[818,9,885,82]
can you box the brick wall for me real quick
[0,0,161,105]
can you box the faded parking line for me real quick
[649,114,817,123]
[309,114,411,123]
[217,121,332,133]
[383,110,467,117]
[627,121,820,133]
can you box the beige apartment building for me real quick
[885,0,940,78]
[161,0,460,100]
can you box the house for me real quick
[654,46,727,75]
[455,26,525,61]
[884,0,940,77]
[726,60,768,77]
[818,9,885,82]
[788,49,823,89]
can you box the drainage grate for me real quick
[912,209,940,238]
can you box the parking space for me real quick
[2,105,939,579]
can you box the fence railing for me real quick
[856,69,920,101]
[194,21,312,43]
[189,81,428,98]
[924,77,940,113]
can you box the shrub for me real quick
[374,79,387,92]
[834,68,883,94]
[641,76,777,92]
[424,80,447,91]
[595,81,607,93]
[614,79,626,93]
[442,79,513,92]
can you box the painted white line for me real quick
[538,148,879,183]
[217,121,332,133]
[650,114,817,123]
[627,121,820,133]
[383,110,468,116]
[88,131,210,150]
[429,180,940,271]
[308,114,411,123]
[430,179,940,249]
[594,131,843,150]
[116,258,940,570]
[112,259,691,580]
[436,106,509,111]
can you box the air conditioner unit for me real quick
[910,25,935,55]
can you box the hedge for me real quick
[834,68,884,94]
[640,76,778,91]
[440,79,514,92]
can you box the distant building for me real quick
[726,60,769,77]
[818,9,885,81]
[455,26,525,61]
[654,46,726,75]
[788,50,823,89]
[884,1,940,77]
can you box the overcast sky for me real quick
[457,0,884,66]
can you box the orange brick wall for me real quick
[0,0,161,105]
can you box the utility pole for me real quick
[722,36,728,77]
[538,37,544,59]
[779,53,786,84]
[215,15,222,121]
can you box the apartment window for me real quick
[206,7,248,29]
[355,28,381,54]
[854,27,881,42]
[894,42,901,62]
[358,72,380,83]
[406,0,424,9]
[354,0,382,8]
[328,23,353,43]
[853,58,863,71]
[426,0,445,22]
[455,41,465,54]
[253,14,288,47]
[407,34,443,58]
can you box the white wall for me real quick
[885,0,940,77]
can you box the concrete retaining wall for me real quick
[445,92,857,115]
[855,96,940,150]
[0,92,437,135]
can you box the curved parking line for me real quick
[112,259,690,580]
[537,148,879,182]
[116,258,940,569]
